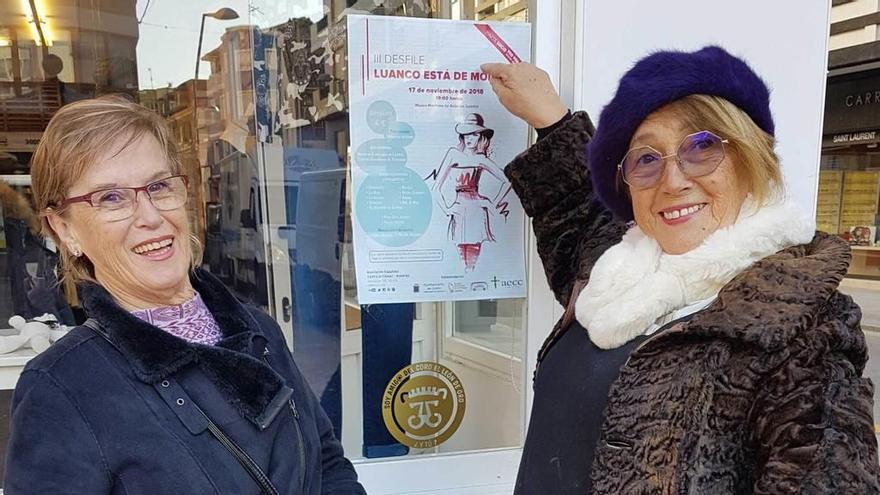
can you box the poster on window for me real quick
[347,15,530,304]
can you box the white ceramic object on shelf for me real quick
[2,315,70,355]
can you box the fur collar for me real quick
[576,200,816,349]
[78,268,287,428]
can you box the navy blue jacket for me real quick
[4,269,366,494]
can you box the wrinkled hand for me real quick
[481,62,567,129]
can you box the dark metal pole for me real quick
[194,13,208,81]
[28,0,49,56]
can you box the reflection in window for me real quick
[0,0,532,466]
[818,151,880,281]
[818,148,880,330]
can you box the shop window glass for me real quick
[820,70,880,334]
[816,149,880,331]
[0,0,532,479]
[0,2,140,488]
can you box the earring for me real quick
[70,247,81,257]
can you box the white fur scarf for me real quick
[575,199,816,349]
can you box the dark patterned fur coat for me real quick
[506,111,880,494]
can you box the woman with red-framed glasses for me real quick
[4,95,365,495]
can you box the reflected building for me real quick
[0,0,536,484]
[138,79,218,246]
[0,0,138,173]
[472,0,527,20]
[200,25,269,304]
[137,86,172,115]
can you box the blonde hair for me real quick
[31,94,203,293]
[650,94,784,206]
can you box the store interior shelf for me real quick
[0,347,37,368]
[0,345,37,390]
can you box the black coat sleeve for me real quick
[504,111,627,307]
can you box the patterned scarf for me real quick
[131,291,222,346]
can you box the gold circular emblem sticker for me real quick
[382,361,466,449]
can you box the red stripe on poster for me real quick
[361,54,365,95]
[366,18,370,80]
[475,24,522,63]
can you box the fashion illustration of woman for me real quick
[431,113,511,272]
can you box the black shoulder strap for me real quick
[82,318,108,338]
[81,318,125,356]
[533,278,588,380]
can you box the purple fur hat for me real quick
[587,45,774,222]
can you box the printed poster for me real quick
[347,15,530,304]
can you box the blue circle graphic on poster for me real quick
[356,169,432,247]
[366,100,396,134]
[386,121,415,147]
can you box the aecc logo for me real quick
[491,276,524,289]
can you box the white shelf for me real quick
[0,347,36,390]
[0,348,38,367]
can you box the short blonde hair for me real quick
[31,94,203,292]
[658,94,784,206]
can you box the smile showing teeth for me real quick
[133,238,173,254]
[661,204,706,221]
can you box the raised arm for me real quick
[432,147,461,216]
[476,156,510,205]
[483,62,626,307]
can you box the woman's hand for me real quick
[481,62,568,129]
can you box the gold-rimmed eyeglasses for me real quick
[618,131,729,189]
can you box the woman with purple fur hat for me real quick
[483,46,880,494]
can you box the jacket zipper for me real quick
[263,348,306,492]
[193,402,280,495]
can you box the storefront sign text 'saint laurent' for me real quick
[833,131,877,144]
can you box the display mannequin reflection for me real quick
[431,113,511,271]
